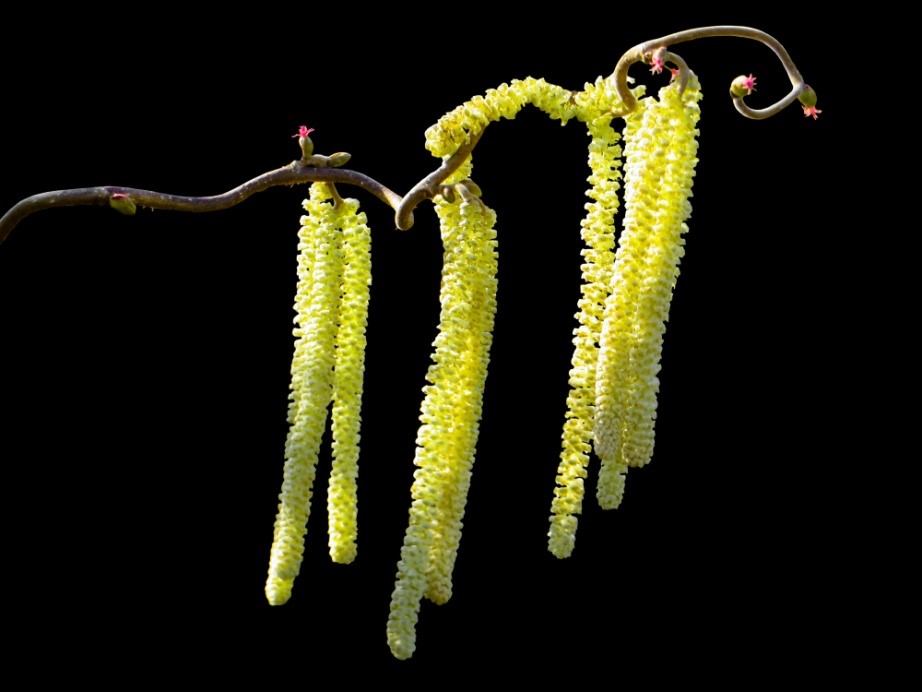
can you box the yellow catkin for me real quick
[423,187,498,605]
[594,102,646,508]
[424,77,576,158]
[286,209,318,425]
[328,197,372,564]
[266,184,344,605]
[595,78,702,503]
[386,161,499,660]
[571,74,641,123]
[548,109,622,558]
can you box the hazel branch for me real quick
[0,159,402,246]
[0,130,483,245]
[395,130,484,231]
[611,25,813,120]
[0,25,815,246]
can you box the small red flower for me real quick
[649,55,665,75]
[293,125,315,139]
[730,74,757,98]
[802,106,822,120]
[741,74,757,95]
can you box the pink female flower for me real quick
[798,85,820,120]
[741,74,756,94]
[730,74,757,97]
[803,106,822,120]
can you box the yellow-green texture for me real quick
[594,78,702,508]
[386,161,499,660]
[424,77,575,158]
[548,113,623,559]
[266,184,371,604]
[547,74,654,557]
[328,196,372,565]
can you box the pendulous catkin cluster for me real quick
[594,77,701,505]
[386,160,499,660]
[266,74,702,661]
[551,76,701,555]
[266,183,371,605]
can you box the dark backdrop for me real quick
[0,9,845,683]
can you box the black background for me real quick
[0,8,848,682]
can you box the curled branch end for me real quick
[611,25,816,121]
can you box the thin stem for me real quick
[394,130,484,231]
[663,51,690,94]
[0,161,402,246]
[328,182,346,208]
[611,25,808,119]
[0,135,483,244]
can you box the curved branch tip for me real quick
[611,25,813,121]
